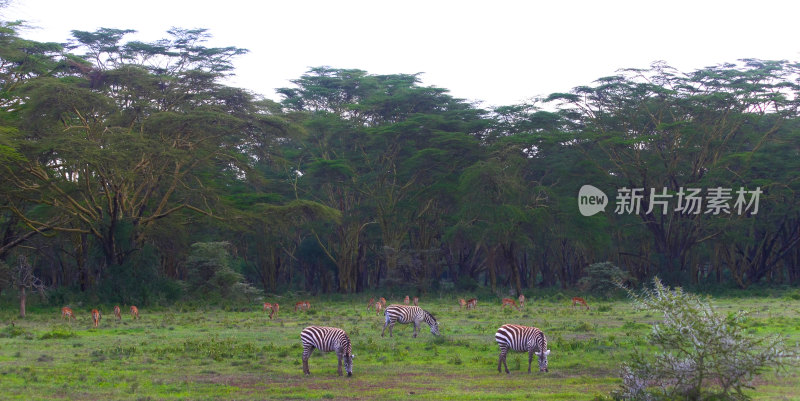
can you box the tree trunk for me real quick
[19,285,26,318]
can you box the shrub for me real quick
[184,242,258,302]
[615,278,794,401]
[579,262,633,298]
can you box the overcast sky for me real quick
[4,0,800,107]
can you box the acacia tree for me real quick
[0,21,63,259]
[548,60,800,282]
[281,68,487,292]
[1,27,272,281]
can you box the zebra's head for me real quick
[427,313,440,336]
[538,349,550,372]
[344,352,353,377]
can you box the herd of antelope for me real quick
[58,293,592,377]
[59,294,589,328]
[60,305,140,327]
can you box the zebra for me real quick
[495,324,550,373]
[300,326,353,377]
[381,305,440,338]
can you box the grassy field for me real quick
[1,294,799,400]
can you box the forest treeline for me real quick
[1,23,799,305]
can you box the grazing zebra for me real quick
[300,326,353,377]
[381,305,440,338]
[495,324,550,373]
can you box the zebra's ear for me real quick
[544,349,551,356]
[351,354,356,359]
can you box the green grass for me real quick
[0,296,798,400]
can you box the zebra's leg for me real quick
[381,320,388,337]
[528,349,534,373]
[388,322,395,337]
[302,346,314,375]
[412,321,419,338]
[337,351,343,376]
[498,347,509,374]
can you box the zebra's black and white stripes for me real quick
[381,305,440,338]
[300,326,354,377]
[495,324,550,373]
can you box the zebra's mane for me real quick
[424,309,437,322]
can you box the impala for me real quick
[572,297,590,310]
[466,298,477,309]
[61,307,75,322]
[501,298,520,310]
[264,302,279,319]
[91,309,101,328]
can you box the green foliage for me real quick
[184,242,258,302]
[616,278,795,401]
[0,323,30,339]
[97,245,183,306]
[579,262,633,298]
[38,328,75,340]
[2,15,800,300]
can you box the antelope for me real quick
[379,297,386,308]
[113,305,121,321]
[61,307,75,322]
[295,301,311,312]
[91,309,101,328]
[374,300,383,315]
[367,298,375,310]
[264,302,279,319]
[404,296,410,305]
[466,298,477,309]
[412,296,419,306]
[501,298,520,310]
[572,297,590,310]
[459,298,467,309]
[518,294,525,308]
[130,305,139,319]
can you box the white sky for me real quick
[4,0,800,107]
